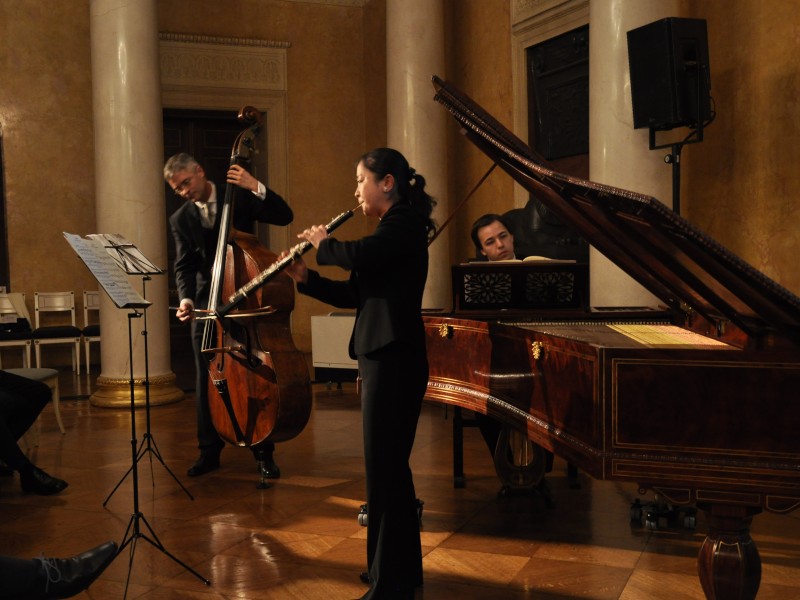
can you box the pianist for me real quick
[469,214,574,488]
[468,214,517,458]
[470,213,517,262]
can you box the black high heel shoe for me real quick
[20,466,69,495]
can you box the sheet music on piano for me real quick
[63,233,151,309]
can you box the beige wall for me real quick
[444,0,515,263]
[0,1,98,299]
[1,0,798,365]
[681,0,800,293]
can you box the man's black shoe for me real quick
[187,453,220,477]
[36,540,118,598]
[257,457,281,480]
[20,466,68,495]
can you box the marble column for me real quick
[588,0,681,307]
[89,0,182,407]
[386,0,449,310]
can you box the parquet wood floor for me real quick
[1,367,799,599]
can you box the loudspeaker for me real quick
[627,17,711,130]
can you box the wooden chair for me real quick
[82,290,101,372]
[0,292,32,369]
[32,291,82,373]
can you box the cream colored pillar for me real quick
[386,0,449,310]
[588,0,680,307]
[89,0,182,407]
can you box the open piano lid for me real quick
[432,75,800,346]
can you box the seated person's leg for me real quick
[0,372,67,495]
[0,370,50,440]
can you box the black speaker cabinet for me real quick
[627,17,711,130]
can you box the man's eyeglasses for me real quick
[172,172,196,195]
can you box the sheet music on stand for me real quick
[87,233,163,276]
[64,232,155,309]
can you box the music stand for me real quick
[64,233,209,594]
[89,235,193,503]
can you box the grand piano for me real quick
[423,76,800,600]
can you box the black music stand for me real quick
[94,236,193,503]
[64,233,209,594]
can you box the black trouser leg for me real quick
[0,555,40,598]
[0,370,50,472]
[191,319,224,455]
[359,342,427,598]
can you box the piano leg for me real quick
[452,407,466,488]
[697,503,762,600]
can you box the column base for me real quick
[90,372,184,408]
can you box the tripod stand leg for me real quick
[111,310,208,599]
[104,429,162,507]
[138,513,209,584]
[116,512,209,598]
[103,461,136,507]
[140,433,195,500]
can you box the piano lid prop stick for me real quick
[427,162,497,247]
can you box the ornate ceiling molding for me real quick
[281,0,365,5]
[159,32,289,92]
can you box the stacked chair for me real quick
[82,290,101,372]
[32,291,82,374]
[0,292,32,368]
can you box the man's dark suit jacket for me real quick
[169,184,293,309]
[297,202,429,359]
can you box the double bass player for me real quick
[165,152,293,478]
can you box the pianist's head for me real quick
[471,213,516,261]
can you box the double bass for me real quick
[202,106,311,451]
